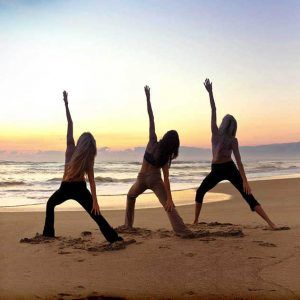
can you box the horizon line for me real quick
[1,140,299,154]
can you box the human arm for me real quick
[63,91,75,147]
[203,79,218,134]
[162,164,175,212]
[87,165,101,215]
[232,138,252,195]
[144,85,157,142]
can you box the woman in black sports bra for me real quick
[194,79,277,229]
[122,86,193,237]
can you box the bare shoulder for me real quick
[146,139,157,151]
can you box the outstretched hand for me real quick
[63,90,68,105]
[243,181,252,195]
[91,201,101,215]
[144,85,150,99]
[204,78,213,94]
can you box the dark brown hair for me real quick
[156,130,180,167]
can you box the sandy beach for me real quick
[1,177,299,299]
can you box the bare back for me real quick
[211,132,235,164]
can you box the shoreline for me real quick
[1,176,299,213]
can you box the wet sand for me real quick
[0,178,299,299]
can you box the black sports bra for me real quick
[144,151,156,166]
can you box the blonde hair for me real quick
[64,132,97,181]
[219,114,237,137]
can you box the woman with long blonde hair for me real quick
[193,79,277,229]
[43,91,123,243]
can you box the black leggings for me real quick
[195,161,260,211]
[43,181,121,243]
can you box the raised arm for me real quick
[144,85,157,142]
[204,79,218,134]
[162,164,175,212]
[87,165,101,215]
[63,91,75,147]
[232,138,252,195]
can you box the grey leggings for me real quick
[125,171,191,236]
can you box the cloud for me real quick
[1,142,299,162]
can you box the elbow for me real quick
[237,161,243,169]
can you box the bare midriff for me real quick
[140,159,160,173]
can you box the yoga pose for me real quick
[43,91,123,243]
[123,86,193,237]
[194,79,277,229]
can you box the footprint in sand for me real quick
[157,229,173,238]
[81,231,93,237]
[77,259,85,262]
[158,245,170,249]
[20,233,56,244]
[182,290,196,296]
[77,285,85,289]
[243,225,263,229]
[58,293,72,297]
[115,226,153,239]
[183,252,197,257]
[253,241,277,247]
[198,237,216,242]
[76,295,125,300]
[248,257,263,259]
[207,221,233,227]
[58,251,71,255]
[87,239,137,252]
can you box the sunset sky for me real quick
[0,0,299,153]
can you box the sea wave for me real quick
[47,177,62,182]
[251,165,298,172]
[0,181,27,187]
[46,176,135,183]
[95,176,135,183]
[173,160,211,165]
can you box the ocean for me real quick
[0,158,300,209]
